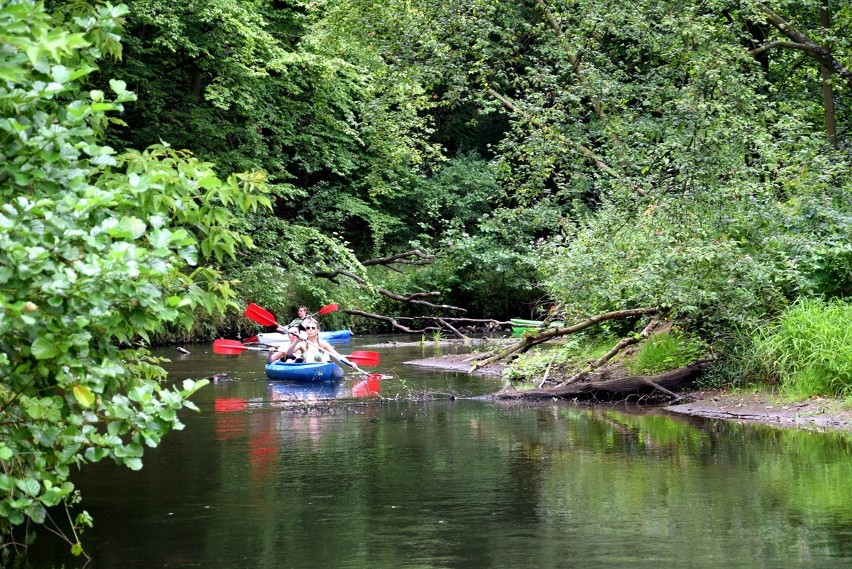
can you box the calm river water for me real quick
[26,335,852,568]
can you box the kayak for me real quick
[256,329,352,344]
[510,317,544,327]
[510,318,564,328]
[264,361,344,382]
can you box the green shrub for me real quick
[752,298,852,398]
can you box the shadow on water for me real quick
[21,335,852,569]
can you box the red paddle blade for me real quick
[245,303,279,327]
[317,303,339,315]
[213,339,249,354]
[348,350,380,366]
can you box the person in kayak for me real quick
[267,325,308,364]
[287,305,308,328]
[302,317,367,374]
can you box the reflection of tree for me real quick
[66,399,852,567]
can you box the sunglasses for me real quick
[304,326,318,330]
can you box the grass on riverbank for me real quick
[502,299,852,402]
[751,298,852,400]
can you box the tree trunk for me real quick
[490,359,713,402]
[820,1,837,148]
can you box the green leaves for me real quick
[0,0,266,557]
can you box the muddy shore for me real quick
[405,354,852,432]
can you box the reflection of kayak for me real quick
[264,361,344,382]
[256,330,351,344]
[268,380,342,400]
[268,376,379,400]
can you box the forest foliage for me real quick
[2,0,852,558]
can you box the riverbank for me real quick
[404,354,852,432]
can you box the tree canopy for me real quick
[2,0,852,558]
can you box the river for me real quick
[25,335,852,568]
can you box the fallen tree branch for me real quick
[361,248,434,267]
[472,306,660,369]
[313,268,467,312]
[438,318,467,340]
[560,318,662,385]
[342,309,440,334]
[491,359,713,402]
[375,288,466,311]
[341,310,506,335]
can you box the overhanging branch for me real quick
[753,1,852,87]
[471,306,660,369]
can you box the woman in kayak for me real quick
[267,325,307,364]
[302,317,367,374]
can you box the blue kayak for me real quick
[256,329,352,344]
[264,361,344,382]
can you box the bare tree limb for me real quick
[559,318,662,386]
[472,307,660,369]
[376,289,466,311]
[343,309,440,334]
[438,318,467,340]
[491,359,713,402]
[753,2,852,87]
[361,249,434,267]
[314,268,467,312]
[748,40,811,57]
[314,268,367,284]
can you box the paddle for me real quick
[313,304,339,316]
[245,303,338,331]
[348,350,380,366]
[212,339,380,366]
[213,339,270,355]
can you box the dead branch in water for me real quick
[492,359,713,402]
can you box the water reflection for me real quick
[268,380,345,402]
[22,338,852,569]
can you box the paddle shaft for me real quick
[213,339,377,365]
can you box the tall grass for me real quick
[752,298,852,398]
[628,330,706,375]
